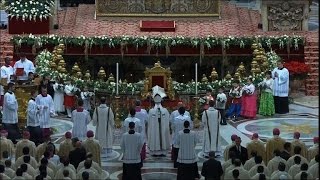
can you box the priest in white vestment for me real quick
[0,57,14,106]
[201,100,221,157]
[13,52,35,81]
[147,85,170,156]
[134,100,148,161]
[27,91,42,146]
[36,86,55,138]
[80,86,94,111]
[307,137,319,161]
[71,99,91,141]
[307,159,318,179]
[92,97,114,156]
[272,60,289,114]
[53,79,65,114]
[123,108,142,133]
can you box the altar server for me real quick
[53,78,65,114]
[258,71,275,116]
[172,106,193,168]
[92,97,115,157]
[38,76,55,100]
[307,137,319,161]
[27,90,42,146]
[176,121,200,180]
[246,133,266,163]
[0,57,14,106]
[15,131,36,159]
[80,85,94,111]
[216,87,227,125]
[82,131,102,166]
[170,101,191,124]
[0,130,14,159]
[57,132,74,159]
[266,128,286,162]
[2,82,20,141]
[36,86,55,138]
[64,80,77,118]
[13,52,35,81]
[226,80,242,121]
[272,60,290,114]
[290,132,307,157]
[71,99,91,141]
[134,100,148,161]
[147,85,170,156]
[241,77,257,119]
[121,122,144,180]
[123,108,142,133]
[201,100,221,157]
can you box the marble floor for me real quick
[50,103,318,180]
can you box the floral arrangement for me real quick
[284,61,310,79]
[11,35,304,51]
[5,0,54,21]
[266,50,280,70]
[0,0,5,10]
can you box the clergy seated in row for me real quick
[291,132,307,158]
[243,151,261,171]
[82,131,102,166]
[251,166,269,180]
[68,138,87,169]
[280,142,292,161]
[57,132,74,159]
[228,137,248,165]
[248,156,270,178]
[54,158,77,179]
[309,154,319,167]
[221,151,236,179]
[270,162,292,180]
[0,130,14,160]
[55,157,76,174]
[224,158,250,180]
[267,149,287,174]
[19,164,33,179]
[77,153,102,174]
[3,160,15,179]
[15,151,38,170]
[15,131,36,159]
[307,137,319,161]
[288,157,307,178]
[76,159,99,179]
[265,128,286,162]
[223,134,238,161]
[287,146,309,168]
[307,154,319,179]
[35,135,52,162]
[36,161,55,179]
[0,165,10,180]
[246,133,266,163]
[0,151,12,166]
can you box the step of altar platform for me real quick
[0,42,14,65]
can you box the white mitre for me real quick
[152,85,166,103]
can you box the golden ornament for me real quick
[225,71,232,80]
[201,74,208,83]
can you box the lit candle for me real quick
[116,63,119,95]
[195,63,198,96]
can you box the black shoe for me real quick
[159,154,166,157]
[221,122,227,125]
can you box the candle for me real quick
[195,63,198,96]
[116,63,119,95]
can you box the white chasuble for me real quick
[201,107,221,154]
[71,109,91,141]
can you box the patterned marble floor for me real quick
[51,103,318,180]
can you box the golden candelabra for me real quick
[251,42,268,75]
[201,74,208,83]
[225,71,232,80]
[97,67,106,80]
[108,73,115,82]
[193,96,200,128]
[210,67,218,81]
[114,96,121,128]
[84,70,91,80]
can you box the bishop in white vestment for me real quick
[201,100,221,157]
[272,61,289,114]
[71,100,91,141]
[147,86,170,156]
[92,97,114,156]
[35,86,55,138]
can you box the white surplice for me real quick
[0,65,14,96]
[122,116,142,134]
[2,91,18,124]
[71,108,91,141]
[80,91,93,111]
[147,104,170,155]
[272,67,289,97]
[35,94,54,128]
[53,83,65,112]
[201,107,221,154]
[92,104,115,150]
[135,108,148,143]
[13,59,35,80]
[172,114,193,147]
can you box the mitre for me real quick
[152,85,167,99]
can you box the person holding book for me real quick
[13,52,35,81]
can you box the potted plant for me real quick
[5,0,54,34]
[284,61,311,93]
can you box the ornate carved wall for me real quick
[96,0,220,17]
[261,0,310,31]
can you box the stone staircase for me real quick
[0,42,14,65]
[304,33,319,96]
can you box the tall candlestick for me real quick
[116,63,119,95]
[195,63,198,96]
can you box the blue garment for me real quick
[226,104,241,118]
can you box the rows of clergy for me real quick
[221,129,319,179]
[0,130,109,180]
